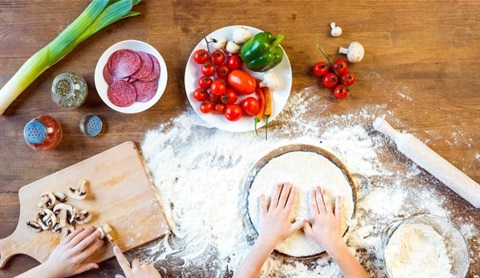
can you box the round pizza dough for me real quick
[247,151,355,257]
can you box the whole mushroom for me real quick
[339,42,364,63]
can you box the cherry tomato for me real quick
[216,64,230,78]
[221,89,238,105]
[210,93,221,103]
[224,104,243,121]
[227,54,243,70]
[200,100,214,113]
[332,59,348,75]
[193,88,209,101]
[322,72,338,88]
[214,103,225,114]
[201,62,215,76]
[312,61,329,77]
[333,84,348,99]
[342,71,356,86]
[193,49,210,64]
[240,97,260,116]
[211,79,227,96]
[227,70,256,95]
[198,76,213,89]
[212,49,226,66]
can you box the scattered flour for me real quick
[133,86,478,277]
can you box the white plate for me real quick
[184,26,292,132]
[94,40,168,113]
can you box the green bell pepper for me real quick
[240,32,284,72]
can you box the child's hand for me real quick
[40,226,104,277]
[114,245,161,278]
[256,183,307,249]
[303,187,344,253]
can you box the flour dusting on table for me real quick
[136,86,478,277]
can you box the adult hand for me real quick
[114,245,161,278]
[256,183,307,249]
[303,186,343,253]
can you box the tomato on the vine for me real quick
[312,61,329,77]
[227,54,243,70]
[198,76,213,89]
[228,70,256,95]
[212,49,226,66]
[322,72,339,88]
[211,79,227,96]
[193,88,209,101]
[224,104,243,121]
[342,72,356,86]
[333,84,348,99]
[193,49,210,64]
[201,62,215,76]
[216,64,230,78]
[221,89,238,105]
[240,97,260,116]
[332,59,348,75]
[214,103,225,114]
[200,100,214,113]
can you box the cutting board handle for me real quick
[0,232,27,268]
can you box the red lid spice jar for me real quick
[23,115,62,151]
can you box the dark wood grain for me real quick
[1,0,479,277]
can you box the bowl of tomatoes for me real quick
[184,25,292,132]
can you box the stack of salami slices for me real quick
[103,49,161,107]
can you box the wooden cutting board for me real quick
[0,141,170,268]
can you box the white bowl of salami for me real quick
[94,40,167,113]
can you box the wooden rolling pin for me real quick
[373,118,480,208]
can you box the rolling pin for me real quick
[373,117,480,208]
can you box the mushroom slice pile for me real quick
[67,179,88,200]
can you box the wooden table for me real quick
[1,1,478,277]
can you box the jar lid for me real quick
[80,114,103,137]
[24,120,47,144]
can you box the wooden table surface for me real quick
[1,0,479,277]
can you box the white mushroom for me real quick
[42,208,57,228]
[37,192,56,209]
[232,27,252,44]
[67,179,87,200]
[53,203,74,227]
[54,192,67,203]
[339,42,365,63]
[97,224,113,240]
[26,221,43,233]
[330,22,342,37]
[74,209,91,224]
[259,71,280,90]
[226,41,241,54]
[212,38,227,50]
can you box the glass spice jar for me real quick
[51,72,88,108]
[24,115,62,151]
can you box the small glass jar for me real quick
[24,115,62,151]
[51,72,88,108]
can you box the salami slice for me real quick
[130,51,153,80]
[139,53,161,82]
[132,78,158,102]
[107,80,137,107]
[108,49,141,78]
[103,64,116,85]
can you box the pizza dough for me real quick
[247,151,355,257]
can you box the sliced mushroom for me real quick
[26,220,43,233]
[37,192,56,209]
[36,211,49,230]
[97,224,113,239]
[52,223,62,234]
[67,179,88,200]
[53,203,74,227]
[54,192,67,203]
[42,208,57,229]
[74,209,91,224]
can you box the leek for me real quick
[0,0,141,114]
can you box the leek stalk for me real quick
[0,0,141,114]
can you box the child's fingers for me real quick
[271,183,283,208]
[259,194,268,216]
[277,183,291,208]
[77,238,104,261]
[317,187,328,213]
[302,222,314,239]
[310,189,320,215]
[285,186,296,211]
[63,227,86,246]
[114,246,131,274]
[334,196,342,217]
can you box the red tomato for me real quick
[200,100,214,113]
[312,61,329,77]
[216,64,230,78]
[211,79,227,96]
[322,72,338,88]
[342,71,356,86]
[221,89,238,105]
[201,62,215,76]
[333,59,348,75]
[240,97,260,116]
[212,49,226,66]
[214,103,225,114]
[224,104,243,121]
[198,76,213,89]
[333,84,348,99]
[193,49,210,64]
[227,70,256,95]
[227,54,243,70]
[193,88,209,101]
